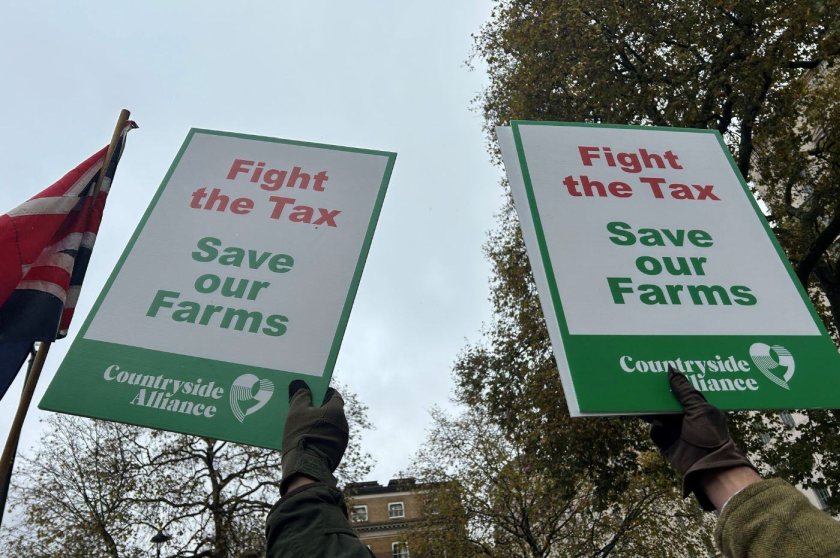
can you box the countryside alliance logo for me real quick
[230,374,275,422]
[749,343,795,391]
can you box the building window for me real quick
[388,501,405,519]
[778,412,796,428]
[392,542,410,558]
[815,486,831,509]
[350,505,368,523]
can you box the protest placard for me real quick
[41,129,395,447]
[498,122,839,415]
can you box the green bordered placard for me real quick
[498,122,839,416]
[41,129,396,447]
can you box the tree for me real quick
[409,405,715,557]
[0,415,148,558]
[1,383,374,558]
[468,0,840,512]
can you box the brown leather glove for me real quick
[280,380,349,495]
[646,367,756,510]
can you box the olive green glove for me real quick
[280,380,349,495]
[647,367,756,511]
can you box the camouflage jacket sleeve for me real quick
[265,482,375,558]
[716,478,840,557]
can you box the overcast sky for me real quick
[0,1,502,486]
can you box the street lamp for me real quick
[151,530,172,558]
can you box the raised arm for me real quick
[647,368,840,557]
[265,381,374,558]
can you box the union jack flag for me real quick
[0,121,136,399]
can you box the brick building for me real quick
[345,478,428,558]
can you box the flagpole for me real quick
[0,346,37,528]
[0,109,131,529]
[0,342,50,527]
[95,109,132,200]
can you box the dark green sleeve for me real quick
[716,478,840,557]
[265,483,374,558]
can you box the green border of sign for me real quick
[40,129,396,446]
[509,120,837,413]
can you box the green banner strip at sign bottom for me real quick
[567,334,838,414]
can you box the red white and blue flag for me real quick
[0,121,136,399]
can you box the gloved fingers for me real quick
[322,388,345,411]
[288,380,313,411]
[289,379,311,401]
[702,406,730,438]
[642,413,681,427]
[648,415,682,450]
[322,390,348,429]
[322,387,340,404]
[668,367,708,411]
[641,413,679,424]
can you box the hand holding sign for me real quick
[280,380,349,494]
[646,368,756,511]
